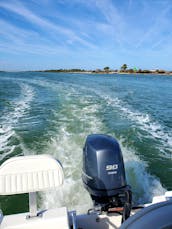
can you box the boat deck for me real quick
[75,209,139,229]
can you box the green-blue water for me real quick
[0,72,171,214]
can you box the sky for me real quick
[0,0,172,71]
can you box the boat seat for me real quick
[0,154,64,195]
[0,155,70,229]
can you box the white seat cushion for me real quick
[0,155,64,195]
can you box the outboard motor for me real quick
[82,134,132,222]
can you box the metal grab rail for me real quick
[70,211,77,229]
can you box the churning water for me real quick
[0,72,171,214]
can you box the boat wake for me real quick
[93,90,172,159]
[118,138,166,204]
[40,88,102,213]
[0,83,34,162]
[37,81,166,212]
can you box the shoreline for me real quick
[1,70,172,76]
[36,70,172,76]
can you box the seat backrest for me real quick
[0,155,64,195]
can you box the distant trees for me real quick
[44,68,86,73]
[38,66,169,75]
[155,69,166,74]
[104,66,110,72]
[127,69,134,73]
[120,64,127,71]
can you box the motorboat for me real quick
[0,134,172,229]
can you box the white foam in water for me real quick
[0,145,16,161]
[15,78,172,158]
[17,79,165,209]
[55,83,172,158]
[21,79,168,203]
[40,90,103,213]
[95,92,172,158]
[10,78,167,208]
[52,82,172,156]
[118,138,166,204]
[0,83,34,159]
[3,76,172,148]
[38,82,166,213]
[0,76,168,213]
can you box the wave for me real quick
[38,83,166,212]
[0,74,169,215]
[51,81,171,158]
[0,83,34,161]
[40,87,104,213]
[91,91,172,159]
[4,77,166,207]
[118,137,166,204]
[38,79,171,154]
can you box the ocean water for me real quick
[0,72,171,215]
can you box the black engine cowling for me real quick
[82,134,132,221]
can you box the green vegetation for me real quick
[37,65,172,75]
[0,65,172,75]
[104,66,110,72]
[25,64,172,75]
[41,68,86,73]
[120,64,127,71]
[1,65,171,75]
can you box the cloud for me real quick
[0,39,70,56]
[135,3,172,49]
[0,19,39,43]
[1,0,172,70]
[0,18,63,55]
[95,0,126,46]
[0,19,70,55]
[0,0,97,49]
